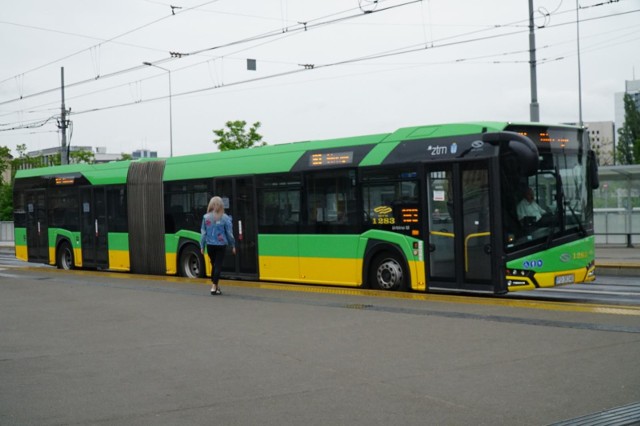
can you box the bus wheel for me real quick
[56,242,75,270]
[370,253,405,291]
[179,245,205,278]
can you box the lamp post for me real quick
[143,62,173,157]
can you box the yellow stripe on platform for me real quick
[18,266,640,317]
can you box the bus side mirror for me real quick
[483,131,539,177]
[588,150,599,190]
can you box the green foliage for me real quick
[213,120,266,151]
[0,146,11,185]
[119,153,133,161]
[69,149,95,164]
[0,183,12,221]
[616,93,640,165]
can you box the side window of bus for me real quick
[106,186,127,232]
[305,170,357,227]
[362,168,419,229]
[48,187,79,231]
[257,174,301,232]
[164,180,210,233]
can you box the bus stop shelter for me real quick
[594,164,640,247]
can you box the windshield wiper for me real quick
[566,200,586,237]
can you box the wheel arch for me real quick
[176,236,206,278]
[54,233,76,269]
[362,239,409,289]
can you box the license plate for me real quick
[555,274,575,285]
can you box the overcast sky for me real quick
[1,0,639,158]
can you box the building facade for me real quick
[585,121,615,166]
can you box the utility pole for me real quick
[59,67,69,165]
[576,0,583,126]
[528,0,540,122]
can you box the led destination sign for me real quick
[309,151,354,167]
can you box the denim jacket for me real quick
[200,213,235,250]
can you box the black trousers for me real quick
[206,244,227,285]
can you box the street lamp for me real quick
[143,62,173,157]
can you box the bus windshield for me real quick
[502,128,592,252]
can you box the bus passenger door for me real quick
[25,190,48,263]
[425,162,496,292]
[80,187,109,268]
[214,177,258,278]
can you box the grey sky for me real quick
[1,0,639,158]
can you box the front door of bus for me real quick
[425,162,495,292]
[214,177,258,278]
[25,190,48,263]
[80,187,108,268]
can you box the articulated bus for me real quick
[13,122,599,294]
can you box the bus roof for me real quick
[15,121,572,185]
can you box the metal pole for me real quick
[576,0,583,126]
[143,62,173,157]
[60,67,68,165]
[167,71,173,158]
[528,0,540,122]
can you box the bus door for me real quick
[80,187,109,268]
[25,190,48,263]
[214,177,258,278]
[425,161,498,293]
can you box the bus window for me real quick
[257,174,301,230]
[164,180,210,233]
[48,187,79,231]
[362,168,419,235]
[305,170,357,230]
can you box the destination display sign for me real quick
[507,125,581,150]
[309,151,354,167]
[54,177,75,185]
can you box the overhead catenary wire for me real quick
[0,0,420,107]
[0,2,637,131]
[2,5,638,126]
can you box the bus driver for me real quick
[517,187,547,225]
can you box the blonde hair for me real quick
[207,196,225,220]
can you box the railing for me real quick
[0,221,14,243]
[593,208,640,247]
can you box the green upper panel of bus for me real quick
[14,122,517,184]
[162,121,510,181]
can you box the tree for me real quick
[0,146,11,185]
[213,120,266,151]
[69,149,95,164]
[616,93,640,165]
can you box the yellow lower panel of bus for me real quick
[260,255,362,286]
[411,260,426,292]
[109,250,130,271]
[15,245,27,262]
[507,266,590,292]
[165,253,177,275]
[74,248,82,268]
[260,256,426,290]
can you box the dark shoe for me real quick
[215,288,222,295]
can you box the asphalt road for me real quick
[1,266,640,425]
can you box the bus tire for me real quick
[369,252,406,291]
[179,245,205,278]
[56,241,75,270]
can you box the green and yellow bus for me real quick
[13,121,599,294]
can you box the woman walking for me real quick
[200,196,236,295]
